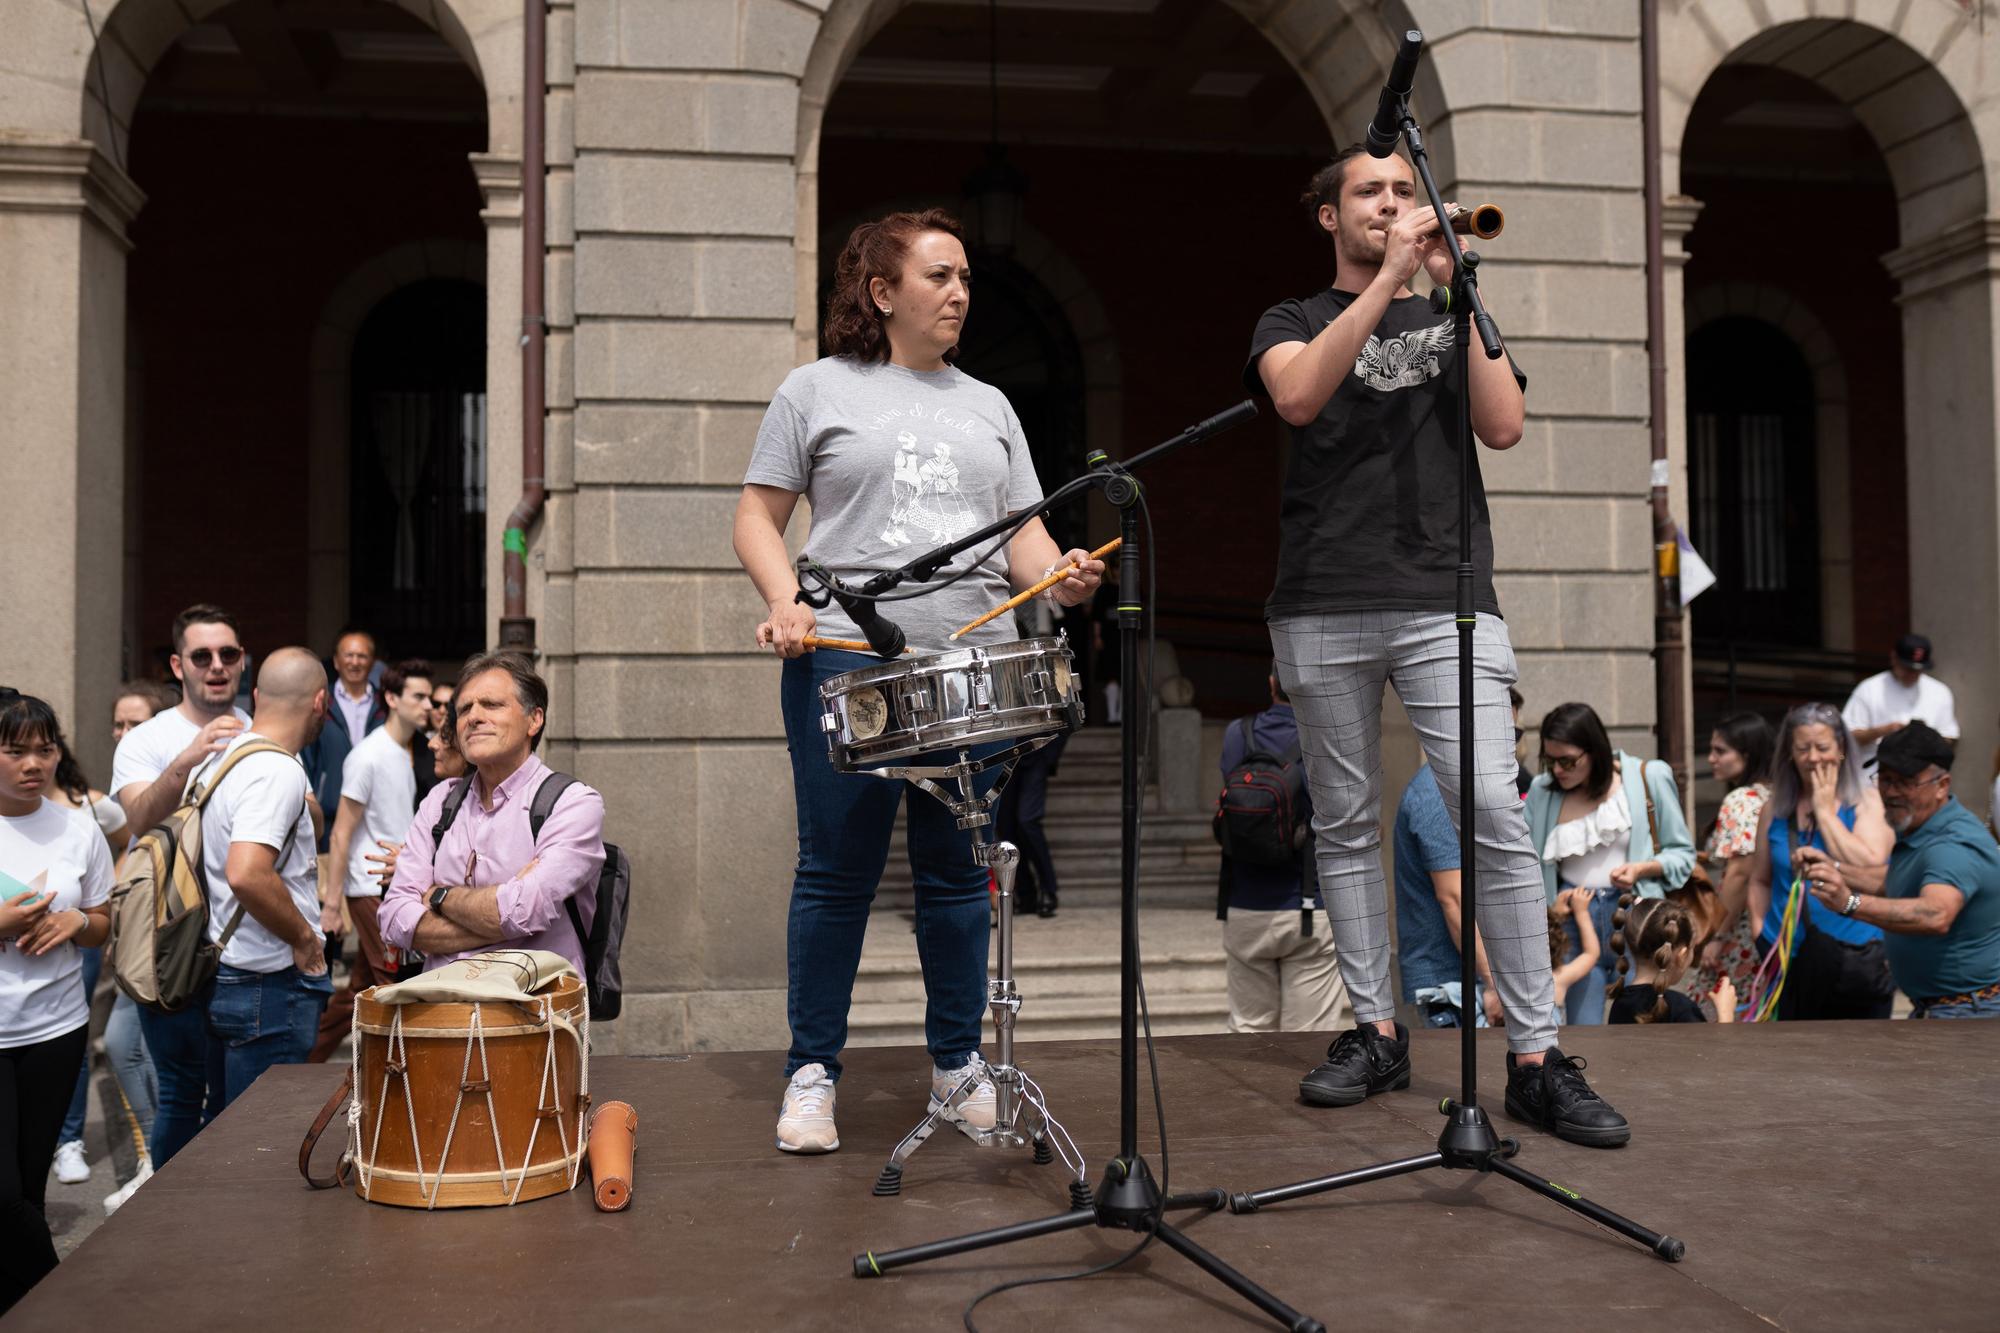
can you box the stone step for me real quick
[845,990,1234,1047]
[853,947,1226,1006]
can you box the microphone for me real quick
[831,586,907,660]
[793,556,908,659]
[1365,30,1423,158]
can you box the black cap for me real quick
[1894,634,1933,670]
[1876,721,1955,777]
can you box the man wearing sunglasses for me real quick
[108,603,255,1165]
[1797,723,2000,1019]
[110,604,253,840]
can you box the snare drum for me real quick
[818,633,1083,769]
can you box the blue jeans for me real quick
[781,650,993,1082]
[138,999,213,1166]
[57,947,100,1144]
[1562,887,1621,1026]
[105,994,158,1153]
[205,965,332,1111]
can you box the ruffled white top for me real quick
[1541,778,1631,889]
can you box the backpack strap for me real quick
[430,775,476,848]
[529,772,578,842]
[528,772,593,954]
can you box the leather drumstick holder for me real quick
[588,1101,637,1211]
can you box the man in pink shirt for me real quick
[380,653,604,974]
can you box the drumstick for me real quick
[801,635,913,655]
[948,538,1122,642]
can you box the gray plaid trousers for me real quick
[1270,610,1558,1051]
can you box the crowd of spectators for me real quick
[1,603,607,1317]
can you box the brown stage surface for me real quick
[12,1023,2000,1330]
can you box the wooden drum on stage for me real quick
[350,972,590,1209]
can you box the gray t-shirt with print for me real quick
[745,356,1044,653]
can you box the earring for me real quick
[879,306,891,315]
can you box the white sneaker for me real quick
[102,1153,153,1216]
[931,1056,997,1132]
[53,1139,90,1185]
[776,1064,839,1154]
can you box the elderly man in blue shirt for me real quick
[1797,723,2000,1018]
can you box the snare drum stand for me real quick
[860,740,1090,1203]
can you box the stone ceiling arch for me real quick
[1660,4,1987,240]
[36,0,523,171]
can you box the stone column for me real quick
[1883,220,2000,787]
[571,0,815,1052]
[0,139,144,779]
[1425,4,1658,759]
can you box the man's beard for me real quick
[1885,806,1914,834]
[197,677,236,701]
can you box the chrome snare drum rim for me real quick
[818,633,1083,769]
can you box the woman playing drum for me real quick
[732,208,1102,1155]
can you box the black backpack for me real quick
[1213,713,1311,870]
[431,771,631,1020]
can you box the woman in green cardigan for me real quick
[1526,702,1697,1024]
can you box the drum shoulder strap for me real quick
[299,1069,354,1191]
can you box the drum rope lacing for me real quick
[346,984,591,1207]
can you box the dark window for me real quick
[348,280,487,662]
[1687,317,1819,647]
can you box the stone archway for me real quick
[1660,4,1998,777]
[0,0,524,776]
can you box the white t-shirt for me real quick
[1843,671,1960,769]
[111,703,254,809]
[0,799,113,1047]
[339,727,417,899]
[196,734,319,973]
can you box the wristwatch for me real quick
[428,884,451,913]
[1842,892,1860,917]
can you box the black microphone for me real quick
[831,586,907,660]
[1365,30,1423,158]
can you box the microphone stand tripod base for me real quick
[851,412,1327,1333]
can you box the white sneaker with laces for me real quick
[53,1139,90,1185]
[102,1153,153,1216]
[931,1055,998,1133]
[776,1063,839,1154]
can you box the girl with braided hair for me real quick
[1608,894,1736,1025]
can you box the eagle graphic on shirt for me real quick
[1353,320,1453,391]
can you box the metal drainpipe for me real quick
[500,0,546,652]
[1641,0,1690,801]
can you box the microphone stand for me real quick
[849,402,1326,1333]
[1215,32,1684,1265]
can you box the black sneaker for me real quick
[1299,1023,1411,1107]
[1504,1047,1631,1148]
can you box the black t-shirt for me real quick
[1608,983,1707,1024]
[1243,288,1525,618]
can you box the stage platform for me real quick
[12,1022,1997,1330]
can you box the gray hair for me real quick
[456,650,549,751]
[1768,702,1865,816]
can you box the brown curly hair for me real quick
[823,208,965,365]
[1607,893,1695,1024]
